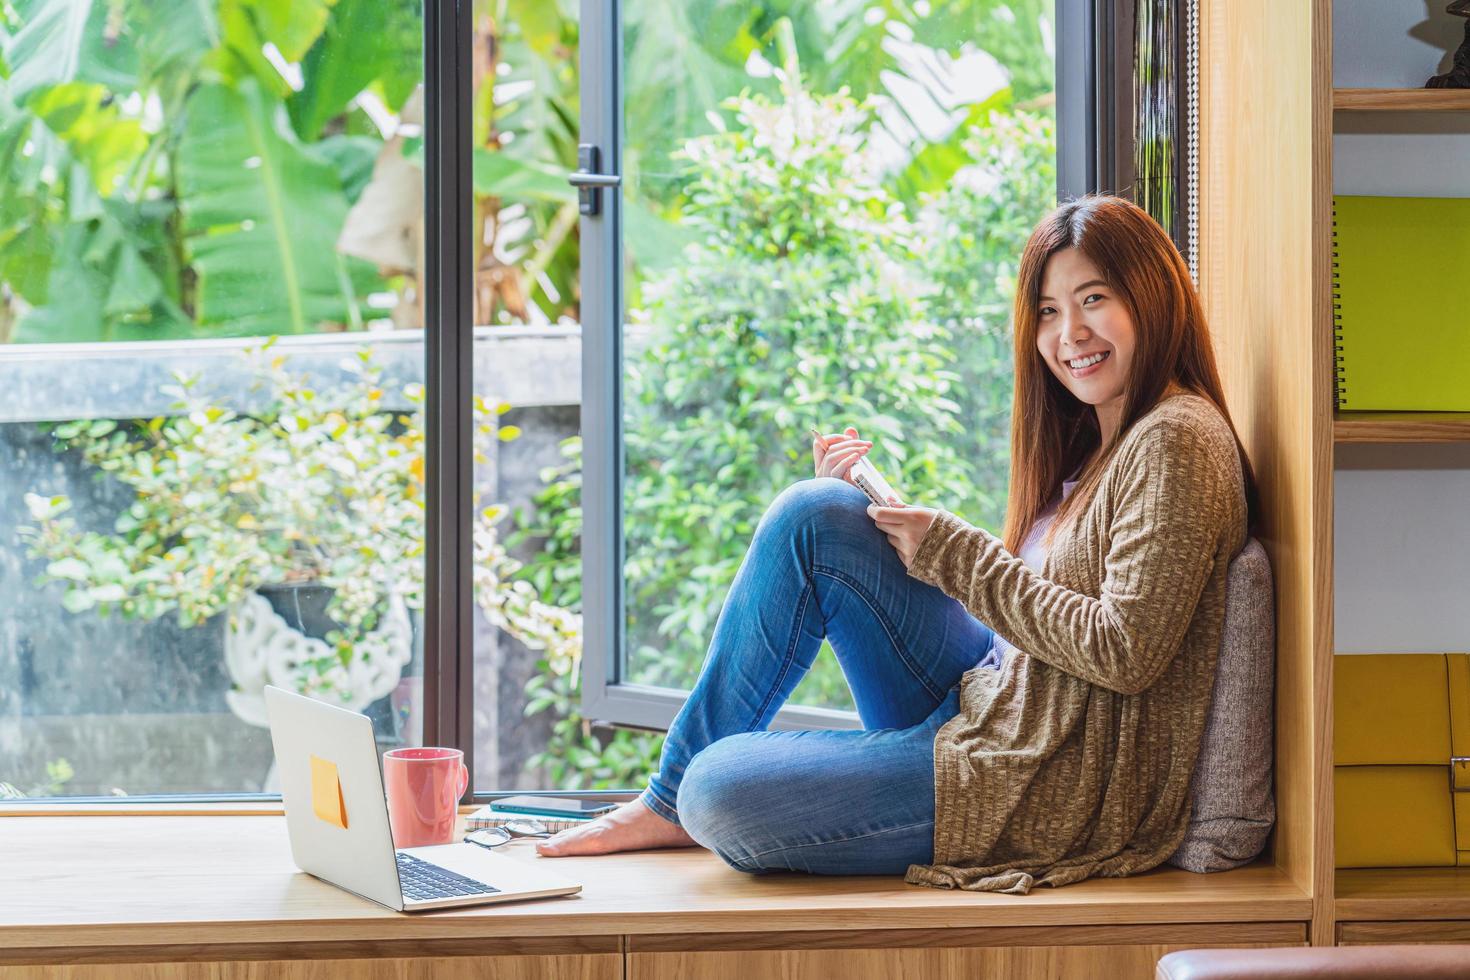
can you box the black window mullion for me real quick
[1104,0,1137,198]
[424,0,475,796]
[1056,0,1133,201]
[1055,0,1095,199]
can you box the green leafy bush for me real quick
[20,344,577,712]
[22,347,428,676]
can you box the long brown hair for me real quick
[1004,195,1262,554]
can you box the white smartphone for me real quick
[850,454,903,507]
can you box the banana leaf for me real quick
[178,79,362,336]
[4,0,139,96]
[214,0,334,97]
[289,0,420,141]
[131,0,221,93]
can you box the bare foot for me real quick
[534,798,697,857]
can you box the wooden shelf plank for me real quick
[1334,88,1470,112]
[0,815,1311,952]
[1334,412,1470,443]
[1336,868,1470,921]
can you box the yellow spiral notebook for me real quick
[1333,195,1470,411]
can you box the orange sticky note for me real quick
[310,755,347,829]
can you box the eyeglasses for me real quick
[463,820,553,850]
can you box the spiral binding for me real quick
[1331,202,1346,409]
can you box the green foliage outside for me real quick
[622,80,971,703]
[0,0,421,341]
[0,0,1058,340]
[22,349,429,655]
[0,0,586,340]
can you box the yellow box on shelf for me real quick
[1335,654,1470,869]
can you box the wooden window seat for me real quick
[0,813,1311,978]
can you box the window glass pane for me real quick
[620,2,1059,712]
[466,1,654,792]
[0,0,426,798]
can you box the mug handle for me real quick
[445,761,469,812]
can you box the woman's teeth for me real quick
[1067,351,1109,372]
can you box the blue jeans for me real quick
[638,477,1000,875]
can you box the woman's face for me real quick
[1035,247,1136,427]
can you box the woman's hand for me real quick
[867,501,938,569]
[812,425,873,485]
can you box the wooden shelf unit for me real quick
[1334,412,1470,444]
[1333,88,1470,112]
[1171,0,1470,952]
[1318,0,1470,955]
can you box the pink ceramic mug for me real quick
[383,747,468,848]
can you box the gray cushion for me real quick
[1167,536,1277,873]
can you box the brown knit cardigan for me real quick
[903,392,1247,894]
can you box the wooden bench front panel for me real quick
[628,922,1307,980]
[631,946,1284,980]
[0,956,619,980]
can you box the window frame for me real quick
[579,0,1133,735]
[1,0,1142,810]
[423,0,477,791]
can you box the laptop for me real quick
[264,685,582,911]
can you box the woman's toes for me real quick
[534,829,582,856]
[534,820,611,857]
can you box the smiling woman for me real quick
[533,196,1268,894]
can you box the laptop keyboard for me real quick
[396,851,500,902]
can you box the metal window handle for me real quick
[567,173,620,188]
[569,144,619,215]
